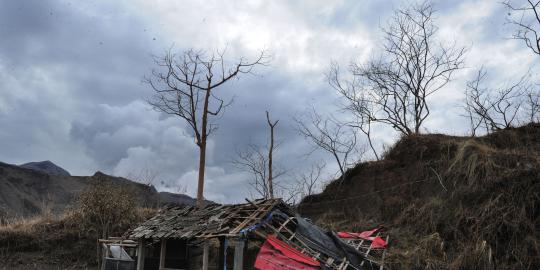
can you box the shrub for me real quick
[69,179,138,239]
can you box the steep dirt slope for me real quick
[299,123,540,269]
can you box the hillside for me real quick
[0,161,195,220]
[298,123,540,269]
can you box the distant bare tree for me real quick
[504,0,540,56]
[125,167,160,186]
[234,144,271,199]
[295,161,326,199]
[294,109,359,177]
[328,63,379,160]
[146,48,268,207]
[526,89,540,122]
[233,145,286,200]
[333,1,465,136]
[233,111,284,199]
[464,68,532,133]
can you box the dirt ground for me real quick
[0,252,96,270]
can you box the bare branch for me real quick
[294,109,360,177]
[464,67,532,132]
[333,2,465,136]
[504,0,540,56]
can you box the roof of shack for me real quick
[129,198,290,239]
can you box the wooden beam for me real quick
[136,239,145,270]
[159,239,167,269]
[202,241,209,270]
[233,239,245,270]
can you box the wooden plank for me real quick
[136,239,145,270]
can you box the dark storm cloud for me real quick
[0,0,158,104]
[0,0,538,202]
[0,0,162,174]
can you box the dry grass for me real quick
[0,206,156,268]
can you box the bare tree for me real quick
[233,111,284,199]
[464,68,532,133]
[505,0,540,56]
[125,166,160,186]
[526,89,540,122]
[234,144,271,199]
[146,48,268,207]
[333,1,465,136]
[328,63,379,160]
[295,161,326,199]
[294,109,359,177]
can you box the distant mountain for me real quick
[20,160,71,176]
[158,191,197,206]
[157,192,214,206]
[0,161,198,219]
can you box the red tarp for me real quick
[254,235,320,270]
[337,229,387,249]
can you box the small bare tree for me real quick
[295,161,326,199]
[328,63,379,160]
[505,0,540,56]
[146,48,268,207]
[294,109,359,177]
[125,166,160,186]
[233,111,284,199]
[526,89,540,122]
[464,68,532,133]
[333,1,465,136]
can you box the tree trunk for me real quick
[196,141,206,208]
[266,111,277,199]
[196,88,212,208]
[268,130,274,199]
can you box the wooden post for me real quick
[218,237,225,270]
[233,239,245,270]
[159,239,167,269]
[202,241,209,270]
[136,239,145,270]
[100,243,107,270]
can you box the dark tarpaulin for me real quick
[294,216,370,269]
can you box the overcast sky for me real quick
[0,0,538,203]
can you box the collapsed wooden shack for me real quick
[100,199,388,270]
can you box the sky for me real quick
[0,0,538,203]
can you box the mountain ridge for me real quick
[19,160,71,176]
[0,161,196,220]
